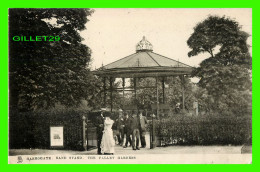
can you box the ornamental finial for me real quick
[136,36,153,52]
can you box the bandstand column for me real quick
[134,77,137,101]
[156,76,159,117]
[182,75,185,111]
[103,77,107,107]
[109,77,113,112]
[162,77,165,104]
[122,77,125,109]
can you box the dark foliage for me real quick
[9,110,85,150]
[187,16,252,115]
[150,115,252,146]
[9,8,94,111]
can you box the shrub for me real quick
[9,109,85,150]
[151,114,251,146]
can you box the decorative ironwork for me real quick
[136,36,153,52]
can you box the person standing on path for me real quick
[101,112,115,155]
[123,112,132,148]
[95,108,105,155]
[139,110,148,148]
[131,112,140,150]
[115,114,125,145]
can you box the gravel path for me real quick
[9,144,250,156]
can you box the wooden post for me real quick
[150,114,156,149]
[150,127,152,149]
[82,116,87,150]
[110,77,113,112]
[103,77,106,107]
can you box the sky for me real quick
[81,8,252,70]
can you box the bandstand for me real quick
[93,36,193,113]
[92,36,194,148]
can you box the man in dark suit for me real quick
[123,112,132,148]
[131,112,140,150]
[115,114,124,145]
[95,109,105,155]
[139,110,148,148]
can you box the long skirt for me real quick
[101,129,115,154]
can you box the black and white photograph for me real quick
[8,8,252,164]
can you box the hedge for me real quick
[9,109,85,150]
[149,115,252,146]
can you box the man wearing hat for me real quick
[95,108,105,154]
[123,112,132,148]
[139,110,148,148]
[115,109,124,146]
[131,111,140,150]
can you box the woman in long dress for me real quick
[101,112,115,155]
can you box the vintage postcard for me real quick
[8,8,252,164]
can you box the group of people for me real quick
[95,109,148,155]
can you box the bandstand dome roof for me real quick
[136,36,153,52]
[93,36,194,78]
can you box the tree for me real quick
[187,16,252,115]
[9,9,94,111]
[187,16,251,69]
[126,76,194,113]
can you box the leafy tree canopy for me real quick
[9,9,95,111]
[187,16,252,115]
[187,16,251,69]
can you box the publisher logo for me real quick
[17,156,23,163]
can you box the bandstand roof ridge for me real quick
[101,51,193,69]
[93,36,194,78]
